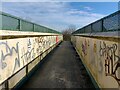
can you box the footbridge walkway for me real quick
[0,10,120,89]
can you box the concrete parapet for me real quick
[0,30,63,89]
[71,32,120,88]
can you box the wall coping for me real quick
[0,30,61,36]
[72,31,120,39]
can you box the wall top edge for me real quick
[72,31,120,38]
[0,30,62,36]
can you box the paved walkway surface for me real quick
[19,41,95,88]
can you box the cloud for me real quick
[1,2,106,32]
[66,9,104,18]
[84,6,93,11]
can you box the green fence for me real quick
[72,10,120,34]
[0,11,61,34]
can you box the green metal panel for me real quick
[84,25,92,33]
[92,20,102,32]
[20,20,33,31]
[80,28,85,33]
[0,11,61,34]
[103,13,119,31]
[72,10,120,34]
[2,14,19,31]
[47,28,51,33]
[34,24,40,32]
[34,24,45,33]
[42,27,47,33]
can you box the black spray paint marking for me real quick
[21,48,35,62]
[21,39,35,62]
[35,37,43,54]
[27,39,32,50]
[99,41,120,86]
[0,41,20,73]
[35,37,51,54]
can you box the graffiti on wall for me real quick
[99,41,120,86]
[93,42,97,53]
[35,36,52,54]
[0,36,62,83]
[35,37,44,55]
[89,41,97,67]
[56,36,58,43]
[81,39,88,55]
[21,39,35,65]
[0,41,20,74]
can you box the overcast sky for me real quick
[1,1,119,32]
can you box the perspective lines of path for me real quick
[20,41,95,88]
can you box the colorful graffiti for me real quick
[56,36,58,43]
[99,41,120,86]
[81,39,87,55]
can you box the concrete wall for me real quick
[0,30,63,89]
[71,32,120,88]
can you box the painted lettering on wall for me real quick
[0,35,62,84]
[0,41,20,73]
[99,41,120,86]
[81,39,87,55]
[21,39,35,65]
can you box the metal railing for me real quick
[0,11,61,34]
[72,10,120,34]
